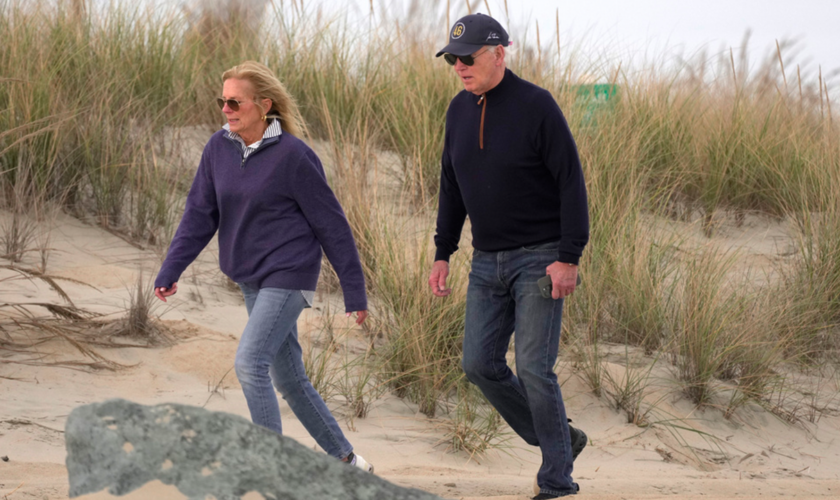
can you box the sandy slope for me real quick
[1,211,839,500]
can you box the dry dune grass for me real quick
[1,0,839,466]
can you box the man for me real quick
[428,13,590,500]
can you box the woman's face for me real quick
[221,78,268,142]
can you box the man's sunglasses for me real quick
[443,47,491,66]
[216,98,252,111]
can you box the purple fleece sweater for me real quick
[155,130,367,312]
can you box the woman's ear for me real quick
[262,99,272,115]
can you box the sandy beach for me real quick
[1,209,839,500]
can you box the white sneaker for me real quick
[350,453,374,473]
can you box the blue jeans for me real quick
[462,242,577,497]
[234,284,353,460]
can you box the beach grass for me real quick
[2,0,839,457]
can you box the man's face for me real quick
[453,46,500,95]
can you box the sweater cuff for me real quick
[343,289,368,313]
[154,269,181,289]
[557,252,581,266]
[434,248,452,263]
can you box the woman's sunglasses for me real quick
[443,46,491,66]
[216,98,252,111]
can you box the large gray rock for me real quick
[65,399,446,500]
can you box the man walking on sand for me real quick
[428,14,590,499]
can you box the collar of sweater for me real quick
[470,68,516,106]
[223,118,282,148]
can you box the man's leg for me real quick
[511,245,577,497]
[462,250,540,445]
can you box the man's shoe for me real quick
[569,421,588,460]
[346,452,374,473]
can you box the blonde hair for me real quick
[222,61,307,138]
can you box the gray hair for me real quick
[488,44,514,62]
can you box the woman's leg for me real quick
[234,286,356,462]
[270,322,354,460]
[234,287,305,435]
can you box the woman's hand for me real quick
[154,283,179,302]
[346,310,368,325]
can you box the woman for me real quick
[154,61,373,472]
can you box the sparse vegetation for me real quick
[107,272,171,344]
[0,265,168,370]
[1,0,839,460]
[438,380,511,458]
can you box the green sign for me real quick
[574,84,618,126]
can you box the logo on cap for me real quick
[487,32,500,41]
[452,22,465,39]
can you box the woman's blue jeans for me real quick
[462,242,578,497]
[234,283,353,460]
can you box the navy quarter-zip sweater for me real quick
[434,69,589,265]
[155,129,367,312]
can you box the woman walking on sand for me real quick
[153,61,373,473]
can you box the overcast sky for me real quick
[508,0,838,76]
[332,0,840,85]
[146,0,839,87]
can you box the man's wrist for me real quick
[557,252,581,266]
[434,249,452,263]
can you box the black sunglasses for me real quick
[216,97,253,111]
[443,46,491,66]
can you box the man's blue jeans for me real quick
[463,243,578,497]
[234,284,353,460]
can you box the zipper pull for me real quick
[479,94,487,150]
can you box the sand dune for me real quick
[1,210,839,499]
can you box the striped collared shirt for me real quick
[223,118,283,159]
[222,118,316,307]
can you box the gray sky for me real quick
[148,0,839,87]
[343,0,840,85]
[509,1,839,77]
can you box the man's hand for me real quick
[346,310,368,325]
[154,282,178,302]
[429,260,452,297]
[546,262,578,300]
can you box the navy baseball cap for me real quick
[435,13,510,57]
